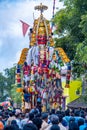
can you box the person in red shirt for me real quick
[23,62,30,75]
[23,62,30,86]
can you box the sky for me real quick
[0,0,63,73]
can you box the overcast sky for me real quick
[0,0,63,72]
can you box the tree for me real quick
[53,0,87,77]
[0,66,23,105]
[72,43,87,77]
[53,0,87,102]
[0,73,7,101]
[4,66,16,96]
[11,84,22,105]
[0,66,16,102]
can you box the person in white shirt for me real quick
[58,114,67,130]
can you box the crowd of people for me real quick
[0,105,87,130]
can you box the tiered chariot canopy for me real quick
[30,3,54,47]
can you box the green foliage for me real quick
[75,43,87,64]
[53,0,87,77]
[0,73,7,101]
[72,43,87,77]
[0,66,22,104]
[4,67,16,96]
[79,14,87,37]
[11,84,22,104]
[54,9,68,36]
[53,8,83,60]
[81,87,87,103]
[53,0,87,101]
[54,36,76,60]
[76,87,80,95]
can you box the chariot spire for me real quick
[34,3,48,14]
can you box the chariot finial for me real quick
[34,3,48,14]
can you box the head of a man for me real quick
[23,123,37,130]
[42,113,48,122]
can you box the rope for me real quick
[52,0,56,18]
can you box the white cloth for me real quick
[16,119,22,129]
[27,46,39,66]
[21,118,28,128]
[58,123,67,130]
[34,46,39,65]
[26,47,33,65]
[49,47,54,60]
[43,92,47,99]
[23,75,30,82]
[40,120,49,130]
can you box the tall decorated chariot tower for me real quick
[16,3,71,112]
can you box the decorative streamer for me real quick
[52,0,56,18]
[51,0,56,31]
[16,65,22,92]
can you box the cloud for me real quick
[0,0,63,72]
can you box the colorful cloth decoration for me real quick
[16,65,22,88]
